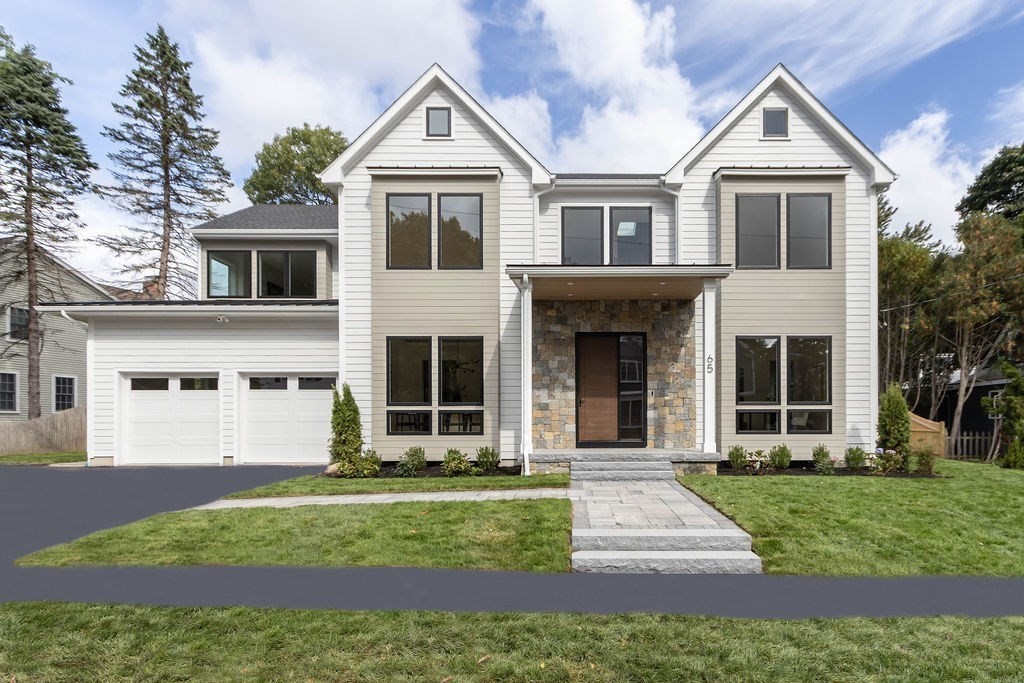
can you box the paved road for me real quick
[3,465,1024,618]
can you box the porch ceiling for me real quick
[507,264,732,301]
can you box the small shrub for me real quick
[911,446,936,476]
[812,443,835,475]
[746,449,769,475]
[874,448,902,475]
[329,384,363,465]
[727,444,747,471]
[768,443,792,470]
[336,449,381,478]
[441,448,475,477]
[1003,439,1024,470]
[878,383,911,467]
[475,446,500,473]
[395,446,427,478]
[844,446,866,470]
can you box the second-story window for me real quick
[562,208,603,265]
[787,194,831,269]
[439,194,482,269]
[207,251,251,298]
[388,194,431,269]
[736,194,780,269]
[7,306,29,340]
[610,207,652,265]
[258,251,316,298]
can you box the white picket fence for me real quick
[0,406,86,455]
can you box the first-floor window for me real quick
[387,410,431,435]
[388,337,431,404]
[787,410,831,433]
[737,410,780,434]
[788,336,831,404]
[439,410,483,435]
[440,337,483,405]
[0,372,16,411]
[54,376,75,411]
[736,337,780,404]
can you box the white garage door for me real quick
[123,376,220,465]
[242,375,335,464]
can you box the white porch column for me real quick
[520,275,533,474]
[702,278,718,454]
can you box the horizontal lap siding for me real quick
[345,87,535,460]
[88,317,338,462]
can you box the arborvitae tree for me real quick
[97,25,229,298]
[0,31,95,418]
[243,124,348,205]
[329,383,363,464]
[878,382,911,466]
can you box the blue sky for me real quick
[4,0,1024,282]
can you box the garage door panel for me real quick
[242,375,333,464]
[122,376,220,465]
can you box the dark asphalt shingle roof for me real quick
[192,205,337,232]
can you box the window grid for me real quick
[54,376,75,411]
[0,372,16,412]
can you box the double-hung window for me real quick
[736,195,780,269]
[54,376,75,411]
[736,336,780,434]
[258,251,316,298]
[0,372,16,412]
[8,306,29,340]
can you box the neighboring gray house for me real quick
[51,63,895,468]
[0,237,115,420]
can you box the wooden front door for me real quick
[577,333,646,445]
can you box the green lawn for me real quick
[18,499,571,572]
[0,451,85,465]
[226,472,569,498]
[1,603,1023,682]
[683,459,1024,576]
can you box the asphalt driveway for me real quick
[2,465,1024,617]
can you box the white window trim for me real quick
[53,374,78,413]
[760,106,791,141]
[5,304,29,343]
[0,369,19,414]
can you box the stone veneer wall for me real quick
[532,300,696,449]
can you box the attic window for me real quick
[426,107,451,137]
[763,108,788,138]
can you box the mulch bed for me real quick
[717,465,940,478]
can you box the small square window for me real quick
[426,107,451,137]
[763,108,788,138]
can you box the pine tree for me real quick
[0,32,95,418]
[97,25,230,298]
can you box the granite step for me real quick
[572,461,674,472]
[571,550,763,574]
[572,528,752,552]
[571,469,676,481]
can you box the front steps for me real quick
[572,550,763,574]
[572,528,752,552]
[570,460,675,481]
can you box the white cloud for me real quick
[483,91,555,165]
[880,109,978,245]
[526,0,705,171]
[990,81,1024,143]
[675,0,1023,95]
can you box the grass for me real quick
[0,451,85,465]
[2,603,1024,681]
[226,472,569,498]
[18,499,571,572]
[683,459,1024,576]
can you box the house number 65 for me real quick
[706,355,714,374]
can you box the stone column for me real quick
[702,278,718,454]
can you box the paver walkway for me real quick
[195,488,571,510]
[571,480,737,529]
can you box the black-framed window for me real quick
[440,336,483,405]
[130,378,168,391]
[736,336,780,404]
[787,194,831,269]
[249,377,287,390]
[180,377,218,391]
[298,376,336,390]
[439,410,484,435]
[387,194,431,269]
[736,194,780,269]
[439,194,482,269]
[610,207,652,265]
[562,207,603,265]
[737,410,780,434]
[763,108,788,137]
[387,410,432,435]
[207,251,251,298]
[0,372,16,411]
[388,337,431,405]
[258,251,316,298]
[426,107,451,137]
[788,336,831,404]
[787,409,832,434]
[8,306,29,340]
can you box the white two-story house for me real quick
[48,63,894,469]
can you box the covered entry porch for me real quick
[508,265,731,473]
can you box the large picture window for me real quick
[610,207,652,265]
[562,207,603,265]
[440,337,483,405]
[788,336,831,404]
[258,251,316,298]
[736,337,780,404]
[207,251,251,298]
[439,194,482,269]
[787,194,831,268]
[736,195,780,269]
[387,194,431,269]
[388,337,431,405]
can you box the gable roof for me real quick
[0,236,116,301]
[664,64,896,187]
[320,64,552,187]
[190,204,337,233]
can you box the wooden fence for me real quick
[947,430,999,460]
[910,413,946,456]
[0,406,85,456]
